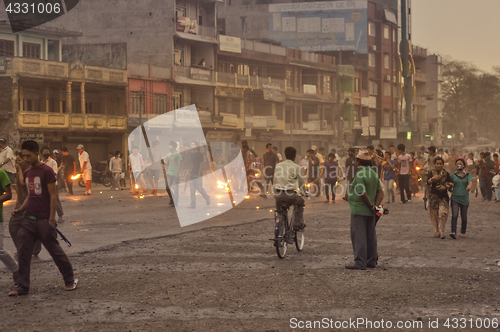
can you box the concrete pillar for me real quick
[66,82,72,114]
[59,87,64,113]
[214,97,219,116]
[80,83,85,114]
[45,86,49,112]
[271,102,276,116]
[12,77,18,118]
[19,83,23,112]
[239,99,244,118]
[104,89,108,115]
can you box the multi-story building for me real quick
[0,22,128,161]
[213,37,339,154]
[426,54,444,146]
[218,0,400,147]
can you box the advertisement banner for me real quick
[219,35,242,53]
[269,0,368,53]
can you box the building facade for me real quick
[0,23,128,163]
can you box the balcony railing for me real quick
[3,58,127,85]
[215,71,286,90]
[174,66,215,83]
[18,112,127,131]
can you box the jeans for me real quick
[111,172,121,190]
[350,214,378,269]
[166,175,180,205]
[264,176,273,195]
[384,179,395,202]
[274,191,305,228]
[64,173,73,195]
[324,178,337,201]
[189,177,209,207]
[450,200,468,234]
[0,222,18,274]
[9,214,42,256]
[398,174,412,202]
[16,217,74,294]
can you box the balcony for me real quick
[215,71,286,91]
[2,58,127,85]
[18,112,127,131]
[412,46,427,59]
[414,70,427,83]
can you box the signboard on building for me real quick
[20,132,44,144]
[369,126,376,136]
[269,0,368,53]
[262,83,283,102]
[380,127,397,139]
[219,35,242,53]
[190,67,212,81]
[0,57,6,73]
[220,113,238,127]
[361,116,369,128]
[253,116,268,128]
[303,84,317,95]
[205,131,235,142]
[361,97,370,107]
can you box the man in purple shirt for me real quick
[397,143,413,204]
[9,140,77,296]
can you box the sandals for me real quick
[450,233,456,239]
[65,279,79,291]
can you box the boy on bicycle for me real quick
[273,147,308,243]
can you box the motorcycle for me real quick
[76,161,112,188]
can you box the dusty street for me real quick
[1,184,500,331]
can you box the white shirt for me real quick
[78,151,92,170]
[45,158,58,174]
[109,157,122,173]
[129,153,144,173]
[0,146,16,174]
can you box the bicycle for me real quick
[271,203,305,259]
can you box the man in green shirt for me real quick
[166,141,182,207]
[0,169,19,283]
[346,149,384,270]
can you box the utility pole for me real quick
[400,0,412,124]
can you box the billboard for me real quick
[269,0,368,53]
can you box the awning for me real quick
[288,59,336,72]
[174,32,218,44]
[286,93,335,103]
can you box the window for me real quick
[218,97,227,113]
[0,39,14,57]
[384,25,390,39]
[384,54,390,69]
[323,75,331,93]
[384,83,391,96]
[130,91,145,115]
[368,53,376,67]
[354,78,360,92]
[154,94,168,115]
[368,22,376,37]
[286,70,294,89]
[231,99,240,115]
[237,64,249,75]
[85,101,101,114]
[23,43,41,59]
[369,81,378,95]
[173,92,182,110]
[383,111,390,127]
[393,85,399,98]
[369,110,376,126]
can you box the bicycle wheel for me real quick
[275,214,287,259]
[295,230,305,251]
[78,178,85,187]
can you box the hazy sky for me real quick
[412,0,500,73]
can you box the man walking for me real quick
[0,138,16,193]
[343,148,356,201]
[61,147,76,196]
[397,144,413,203]
[0,168,19,284]
[166,141,182,206]
[109,151,123,191]
[41,146,64,222]
[77,144,92,195]
[187,142,210,209]
[9,140,77,296]
[346,149,384,270]
[263,143,279,195]
[129,146,145,194]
